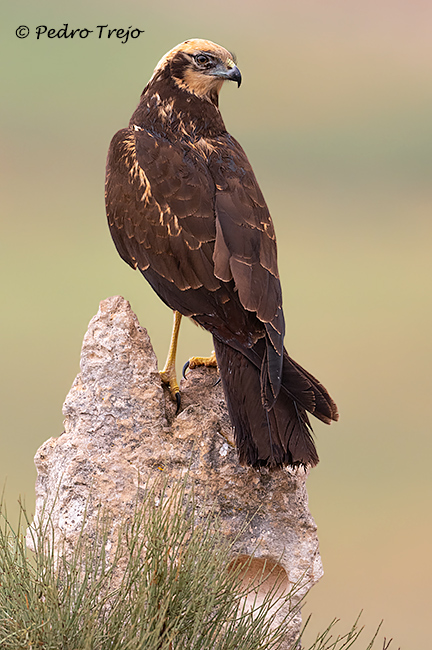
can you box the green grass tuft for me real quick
[0,481,395,649]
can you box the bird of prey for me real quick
[105,39,338,468]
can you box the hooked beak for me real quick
[209,63,242,87]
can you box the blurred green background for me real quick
[1,0,431,646]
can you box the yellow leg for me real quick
[159,311,182,410]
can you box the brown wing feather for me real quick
[211,136,281,321]
[209,134,285,400]
[106,127,220,293]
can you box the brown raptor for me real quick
[105,39,339,468]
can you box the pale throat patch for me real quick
[177,67,224,98]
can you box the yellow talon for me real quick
[187,350,218,370]
[159,367,180,397]
[183,351,218,379]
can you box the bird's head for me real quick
[151,39,241,104]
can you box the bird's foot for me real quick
[159,367,181,413]
[182,351,218,378]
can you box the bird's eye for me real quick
[195,54,210,66]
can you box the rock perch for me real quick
[28,296,323,646]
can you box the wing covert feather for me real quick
[210,135,283,332]
[105,127,220,292]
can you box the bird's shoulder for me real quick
[207,133,276,235]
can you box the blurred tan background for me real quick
[1,0,431,646]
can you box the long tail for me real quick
[213,338,339,468]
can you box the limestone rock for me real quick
[28,296,323,646]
